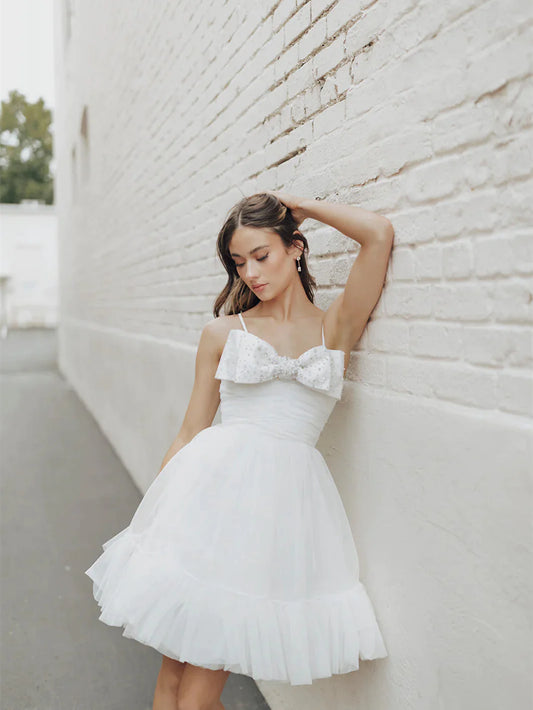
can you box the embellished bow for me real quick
[214,329,344,399]
[232,331,336,394]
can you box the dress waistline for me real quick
[217,419,318,447]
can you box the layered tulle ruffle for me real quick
[86,525,387,685]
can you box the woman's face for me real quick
[228,226,299,300]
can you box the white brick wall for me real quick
[54,1,532,708]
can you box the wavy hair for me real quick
[213,192,317,317]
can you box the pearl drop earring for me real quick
[297,257,301,272]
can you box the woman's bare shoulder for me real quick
[202,314,241,356]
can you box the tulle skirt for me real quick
[85,422,388,685]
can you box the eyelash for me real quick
[236,255,268,268]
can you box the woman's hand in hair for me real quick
[264,190,308,228]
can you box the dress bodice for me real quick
[214,312,345,447]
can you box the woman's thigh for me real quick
[176,662,230,707]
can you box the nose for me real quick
[244,261,260,280]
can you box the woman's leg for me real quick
[152,655,187,710]
[175,662,230,710]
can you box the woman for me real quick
[85,191,394,709]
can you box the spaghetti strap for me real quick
[237,311,248,332]
[321,320,325,347]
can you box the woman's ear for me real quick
[292,230,305,249]
[290,234,304,257]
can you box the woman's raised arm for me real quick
[300,197,394,356]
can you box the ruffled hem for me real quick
[85,526,388,685]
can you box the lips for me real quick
[252,283,267,291]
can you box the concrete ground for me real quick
[0,328,270,710]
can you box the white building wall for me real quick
[53,2,532,709]
[0,202,58,329]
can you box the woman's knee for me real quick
[176,697,220,710]
[158,655,187,690]
[175,664,230,710]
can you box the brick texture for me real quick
[54,0,532,417]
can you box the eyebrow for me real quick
[229,244,269,258]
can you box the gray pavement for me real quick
[0,328,270,710]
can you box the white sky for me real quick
[0,0,55,109]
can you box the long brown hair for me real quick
[213,192,317,317]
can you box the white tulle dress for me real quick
[85,311,388,685]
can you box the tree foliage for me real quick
[0,89,54,204]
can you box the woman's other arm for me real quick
[158,319,224,473]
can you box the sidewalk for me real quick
[0,328,270,710]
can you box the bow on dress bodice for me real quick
[214,328,345,400]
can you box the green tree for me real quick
[0,89,54,204]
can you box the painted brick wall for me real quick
[54,1,532,708]
[56,0,532,417]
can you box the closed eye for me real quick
[235,255,268,267]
